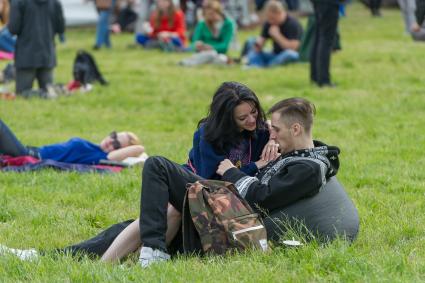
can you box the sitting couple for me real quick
[0,82,359,267]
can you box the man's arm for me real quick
[54,0,66,34]
[220,161,322,212]
[268,25,300,51]
[8,0,23,35]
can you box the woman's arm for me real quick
[107,145,144,161]
[211,19,235,54]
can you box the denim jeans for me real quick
[135,34,183,51]
[248,50,299,67]
[0,28,16,53]
[95,9,112,48]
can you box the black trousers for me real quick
[139,156,202,252]
[369,0,382,13]
[310,2,339,85]
[54,220,134,259]
[0,119,40,158]
[15,67,53,94]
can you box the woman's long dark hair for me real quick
[198,82,266,154]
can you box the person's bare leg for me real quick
[101,204,182,262]
[101,219,141,262]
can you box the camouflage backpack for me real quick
[182,180,268,255]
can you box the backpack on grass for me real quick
[182,180,268,255]
[73,50,107,86]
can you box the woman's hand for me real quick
[158,31,171,41]
[216,159,236,176]
[261,140,280,162]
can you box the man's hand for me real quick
[216,159,236,176]
[268,25,282,39]
[261,140,280,162]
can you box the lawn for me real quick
[0,3,424,282]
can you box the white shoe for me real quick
[0,244,39,261]
[139,246,170,268]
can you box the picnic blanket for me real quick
[0,155,123,173]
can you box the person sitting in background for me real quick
[179,0,235,66]
[243,0,303,68]
[0,119,145,165]
[135,0,187,51]
[0,0,15,53]
[411,0,425,40]
[111,0,138,33]
[8,0,65,95]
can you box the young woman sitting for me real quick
[0,119,145,165]
[179,0,235,66]
[135,0,187,51]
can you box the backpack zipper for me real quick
[232,225,264,240]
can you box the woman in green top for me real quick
[179,0,235,66]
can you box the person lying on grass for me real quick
[0,97,341,268]
[0,119,145,165]
[0,82,281,262]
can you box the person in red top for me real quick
[136,0,187,50]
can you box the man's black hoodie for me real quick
[222,141,340,213]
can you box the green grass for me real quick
[1,3,425,282]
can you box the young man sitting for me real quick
[244,0,303,68]
[137,97,340,267]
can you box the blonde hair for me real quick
[203,0,224,17]
[264,0,285,14]
[126,132,141,146]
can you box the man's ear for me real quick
[291,123,302,136]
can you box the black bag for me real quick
[73,50,108,86]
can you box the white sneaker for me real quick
[139,246,170,268]
[0,244,39,261]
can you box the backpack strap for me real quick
[182,185,203,254]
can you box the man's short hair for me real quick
[268,97,316,133]
[264,0,285,13]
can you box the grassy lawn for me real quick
[1,3,424,282]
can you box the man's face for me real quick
[266,10,285,26]
[270,112,295,154]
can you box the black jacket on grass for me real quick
[8,0,65,69]
[222,141,340,214]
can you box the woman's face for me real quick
[100,132,130,153]
[156,0,171,11]
[233,101,258,132]
[204,8,222,23]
